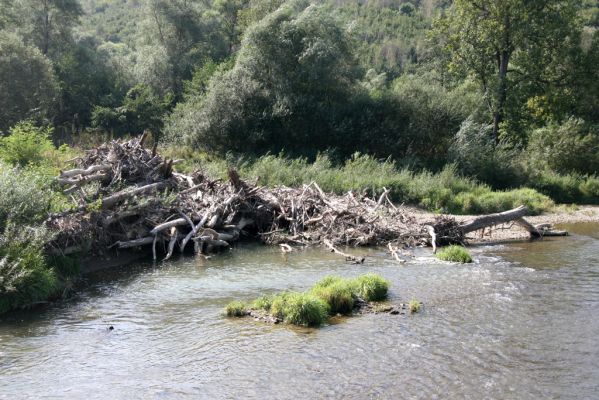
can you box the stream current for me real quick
[1,223,598,399]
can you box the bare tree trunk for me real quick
[492,50,510,144]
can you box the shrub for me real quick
[0,164,64,230]
[436,245,473,263]
[526,169,599,204]
[270,292,330,327]
[526,118,599,176]
[0,225,58,314]
[448,118,525,189]
[0,121,54,167]
[225,301,247,317]
[310,279,355,315]
[350,273,389,301]
[408,299,421,314]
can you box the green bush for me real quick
[350,273,390,301]
[225,301,248,317]
[436,245,473,263]
[526,118,599,175]
[0,121,54,167]
[0,163,66,230]
[448,118,525,189]
[526,169,599,204]
[0,225,59,314]
[270,292,330,327]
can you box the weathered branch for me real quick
[100,182,167,210]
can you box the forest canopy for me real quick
[0,0,598,192]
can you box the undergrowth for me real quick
[164,148,557,215]
[0,123,80,315]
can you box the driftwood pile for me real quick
[45,135,566,262]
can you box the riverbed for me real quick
[1,223,598,399]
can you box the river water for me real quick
[1,223,598,399]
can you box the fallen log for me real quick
[459,205,528,234]
[101,182,167,210]
[457,205,568,239]
[113,237,155,249]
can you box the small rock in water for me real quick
[108,326,114,331]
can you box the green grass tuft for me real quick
[225,301,247,317]
[436,245,473,263]
[310,279,355,315]
[251,295,274,311]
[409,299,421,314]
[270,292,330,327]
[350,273,390,301]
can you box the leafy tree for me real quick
[0,0,17,30]
[435,0,582,142]
[0,32,58,132]
[138,0,226,96]
[54,36,127,129]
[168,2,360,154]
[92,84,168,136]
[16,0,83,58]
[212,0,248,54]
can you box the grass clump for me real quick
[270,292,330,327]
[310,279,355,315]
[350,273,390,301]
[225,301,248,317]
[408,300,421,314]
[251,295,274,311]
[230,273,391,327]
[436,245,473,263]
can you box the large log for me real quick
[459,205,529,234]
[457,205,567,238]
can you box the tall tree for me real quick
[0,32,58,132]
[139,0,225,96]
[17,0,83,58]
[166,2,360,154]
[435,0,581,142]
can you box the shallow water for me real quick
[1,224,599,399]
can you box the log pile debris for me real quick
[45,135,567,262]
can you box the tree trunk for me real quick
[492,50,510,144]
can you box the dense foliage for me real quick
[1,0,597,193]
[0,124,77,314]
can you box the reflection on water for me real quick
[1,225,599,399]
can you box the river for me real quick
[1,223,598,399]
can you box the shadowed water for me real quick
[1,224,598,399]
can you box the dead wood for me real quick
[46,138,569,263]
